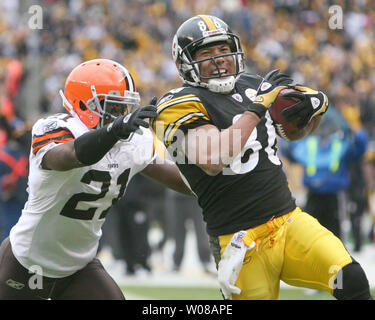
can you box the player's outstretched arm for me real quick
[141,157,194,196]
[42,100,158,171]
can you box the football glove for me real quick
[249,69,293,119]
[282,85,329,129]
[108,97,158,139]
[218,230,256,300]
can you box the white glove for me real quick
[218,230,256,300]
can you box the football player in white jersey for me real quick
[0,59,192,300]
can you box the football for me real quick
[269,88,313,141]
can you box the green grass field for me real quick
[122,286,375,300]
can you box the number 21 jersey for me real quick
[10,113,155,277]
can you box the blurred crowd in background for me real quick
[0,0,374,275]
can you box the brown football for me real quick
[269,88,313,141]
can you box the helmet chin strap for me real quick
[207,76,236,94]
[183,75,237,94]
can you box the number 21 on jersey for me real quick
[60,168,130,220]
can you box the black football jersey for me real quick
[153,73,296,236]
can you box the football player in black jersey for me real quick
[153,15,372,300]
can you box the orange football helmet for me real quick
[59,59,140,128]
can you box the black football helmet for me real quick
[172,15,244,93]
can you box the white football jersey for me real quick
[10,113,155,278]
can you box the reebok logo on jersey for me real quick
[6,279,25,290]
[42,121,58,133]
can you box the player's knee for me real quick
[333,259,373,300]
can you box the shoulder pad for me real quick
[157,86,200,106]
[33,113,88,138]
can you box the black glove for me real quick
[282,86,328,128]
[108,97,158,139]
[249,69,294,118]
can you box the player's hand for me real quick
[282,86,328,128]
[108,97,158,139]
[218,230,256,300]
[249,69,293,118]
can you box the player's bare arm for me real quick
[141,157,193,195]
[183,112,259,176]
[42,140,83,171]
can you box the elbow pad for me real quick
[74,126,118,166]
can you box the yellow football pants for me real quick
[215,207,353,300]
